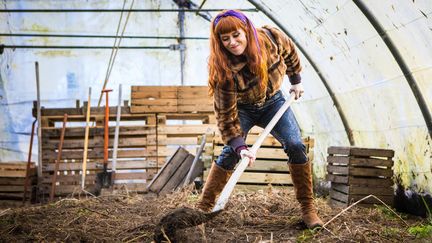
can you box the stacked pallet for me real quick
[131,86,213,114]
[131,86,217,175]
[35,101,158,199]
[327,146,395,207]
[204,128,315,186]
[0,162,36,207]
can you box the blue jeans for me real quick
[215,90,308,170]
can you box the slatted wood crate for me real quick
[327,146,395,207]
[131,86,213,113]
[203,128,315,186]
[156,113,217,158]
[0,162,37,206]
[33,101,159,199]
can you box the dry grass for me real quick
[0,186,430,242]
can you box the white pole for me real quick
[35,62,43,181]
[112,84,122,174]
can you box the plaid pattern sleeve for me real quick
[266,26,302,84]
[213,81,243,145]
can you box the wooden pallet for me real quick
[131,86,213,113]
[326,146,395,207]
[33,102,159,198]
[203,127,315,186]
[0,162,37,202]
[147,147,199,195]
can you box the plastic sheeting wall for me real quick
[0,0,431,193]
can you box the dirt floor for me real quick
[0,186,431,242]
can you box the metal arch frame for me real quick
[353,0,432,138]
[248,0,355,145]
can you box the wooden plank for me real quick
[177,86,208,98]
[42,174,96,184]
[327,165,348,175]
[330,189,348,203]
[157,125,213,135]
[0,185,33,192]
[244,160,289,172]
[348,195,394,205]
[328,156,393,167]
[43,160,157,171]
[43,137,151,149]
[214,135,313,149]
[131,85,177,93]
[204,170,292,184]
[131,98,177,106]
[177,98,212,105]
[326,174,348,184]
[42,126,156,137]
[327,165,392,177]
[159,154,194,194]
[43,149,154,160]
[114,172,147,180]
[131,106,177,113]
[349,167,393,177]
[0,177,35,185]
[0,162,35,170]
[0,192,26,199]
[331,183,349,194]
[214,146,287,160]
[147,147,190,193]
[328,146,394,158]
[177,104,213,113]
[329,198,348,208]
[349,185,394,196]
[327,174,393,187]
[0,170,28,177]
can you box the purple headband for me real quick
[213,10,261,53]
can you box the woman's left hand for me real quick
[289,83,304,100]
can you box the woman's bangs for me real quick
[215,16,245,35]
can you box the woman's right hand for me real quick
[240,148,256,167]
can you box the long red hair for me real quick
[208,12,268,96]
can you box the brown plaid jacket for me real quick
[213,25,302,145]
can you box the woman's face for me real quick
[220,28,247,56]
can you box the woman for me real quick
[196,9,323,229]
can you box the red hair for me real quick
[208,12,268,96]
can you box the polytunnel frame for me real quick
[352,0,432,139]
[249,0,432,144]
[248,0,355,146]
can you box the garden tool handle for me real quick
[102,89,112,167]
[213,92,296,212]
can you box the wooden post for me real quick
[23,119,37,204]
[82,87,91,189]
[50,114,67,201]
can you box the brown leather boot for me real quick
[289,162,324,229]
[196,163,232,212]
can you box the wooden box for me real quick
[0,162,37,206]
[326,146,394,207]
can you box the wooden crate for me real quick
[0,162,37,202]
[326,146,395,207]
[131,86,213,113]
[156,113,217,156]
[33,101,158,199]
[203,127,315,186]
